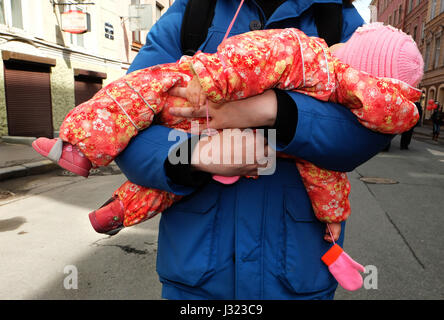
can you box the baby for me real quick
[32,23,423,237]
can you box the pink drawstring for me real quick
[222,0,245,43]
[205,101,211,132]
[206,0,245,184]
[204,0,245,133]
[327,224,336,245]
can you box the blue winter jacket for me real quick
[116,0,391,299]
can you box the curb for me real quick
[1,136,36,146]
[0,160,59,182]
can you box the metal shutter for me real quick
[74,76,103,106]
[4,61,53,138]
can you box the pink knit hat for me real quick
[333,22,424,87]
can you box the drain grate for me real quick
[359,177,398,184]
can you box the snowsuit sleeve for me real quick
[190,28,335,103]
[332,60,421,134]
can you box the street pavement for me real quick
[0,134,443,300]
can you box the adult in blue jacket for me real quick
[116,0,391,299]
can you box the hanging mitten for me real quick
[321,243,365,291]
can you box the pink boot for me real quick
[88,198,124,235]
[32,138,92,177]
[321,244,365,291]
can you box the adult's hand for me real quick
[191,129,275,177]
[168,87,278,129]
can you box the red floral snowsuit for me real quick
[59,28,420,228]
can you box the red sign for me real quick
[61,10,88,34]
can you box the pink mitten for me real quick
[212,175,240,184]
[321,244,365,291]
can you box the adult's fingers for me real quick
[168,86,187,98]
[169,106,207,118]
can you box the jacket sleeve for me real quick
[115,125,197,195]
[116,0,199,195]
[190,28,334,103]
[274,90,392,172]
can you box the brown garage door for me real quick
[4,61,53,138]
[74,76,103,106]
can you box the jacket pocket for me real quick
[278,186,336,294]
[156,184,219,287]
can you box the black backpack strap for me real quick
[181,0,217,56]
[312,2,343,46]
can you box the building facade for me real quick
[420,0,444,119]
[371,0,406,28]
[403,0,428,50]
[0,0,171,138]
[371,0,444,121]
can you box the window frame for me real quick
[434,36,441,69]
[155,1,164,22]
[1,0,23,29]
[431,0,437,20]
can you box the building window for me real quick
[398,5,402,24]
[413,26,418,43]
[394,10,397,25]
[132,29,141,44]
[408,0,413,13]
[425,42,431,71]
[431,0,437,19]
[131,0,141,45]
[441,0,444,13]
[156,2,163,22]
[104,22,114,40]
[0,0,23,28]
[434,36,441,69]
[10,0,21,28]
[0,0,5,24]
[70,32,85,46]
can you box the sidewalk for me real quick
[0,137,58,181]
[412,123,444,146]
[0,136,122,182]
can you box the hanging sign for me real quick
[61,10,88,34]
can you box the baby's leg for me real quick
[33,62,192,177]
[88,180,183,234]
[59,63,190,167]
[190,28,334,104]
[295,159,351,224]
[114,181,183,227]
